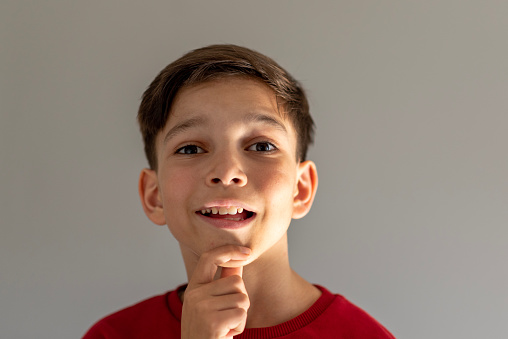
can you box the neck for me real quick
[241,236,320,327]
[180,235,321,328]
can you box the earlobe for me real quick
[138,168,166,225]
[292,160,318,219]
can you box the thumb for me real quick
[220,266,243,279]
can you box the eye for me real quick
[247,142,278,152]
[176,145,205,154]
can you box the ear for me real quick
[292,160,318,219]
[138,168,166,225]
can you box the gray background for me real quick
[1,1,507,338]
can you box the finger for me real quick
[220,266,243,279]
[189,245,251,286]
[216,308,247,338]
[214,291,250,312]
[198,274,247,298]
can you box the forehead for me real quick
[171,76,282,118]
[163,77,294,133]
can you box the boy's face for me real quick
[140,77,316,262]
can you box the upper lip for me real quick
[196,200,256,213]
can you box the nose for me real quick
[205,152,247,187]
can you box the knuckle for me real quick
[231,307,248,320]
[240,293,250,309]
[233,293,250,309]
[228,274,244,287]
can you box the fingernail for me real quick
[240,247,251,255]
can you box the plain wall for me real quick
[1,1,507,338]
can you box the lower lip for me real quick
[195,212,255,229]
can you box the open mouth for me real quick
[196,206,255,221]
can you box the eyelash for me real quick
[175,141,278,155]
[246,141,278,152]
[175,145,205,155]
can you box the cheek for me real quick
[160,170,196,241]
[160,169,195,211]
[255,165,296,208]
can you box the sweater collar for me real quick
[167,284,335,338]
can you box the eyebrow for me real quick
[163,111,287,145]
[163,116,208,144]
[243,112,287,134]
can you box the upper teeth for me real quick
[201,206,244,215]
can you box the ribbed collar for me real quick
[167,284,335,338]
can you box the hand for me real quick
[181,245,251,339]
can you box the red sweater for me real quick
[83,285,395,338]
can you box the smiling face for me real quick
[139,77,317,263]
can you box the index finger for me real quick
[188,245,251,287]
[220,266,243,279]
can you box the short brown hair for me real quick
[137,44,314,170]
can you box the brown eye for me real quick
[176,145,204,154]
[247,142,277,152]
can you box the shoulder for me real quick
[82,291,180,339]
[315,286,396,338]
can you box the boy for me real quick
[83,44,395,338]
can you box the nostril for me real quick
[209,176,244,185]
